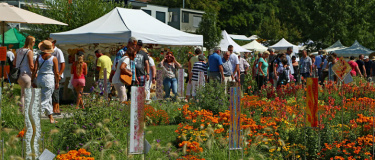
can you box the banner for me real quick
[229,87,241,149]
[177,69,184,97]
[305,78,318,127]
[129,86,145,154]
[24,88,42,159]
[156,70,164,100]
[332,57,351,81]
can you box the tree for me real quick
[197,7,222,52]
[26,0,124,41]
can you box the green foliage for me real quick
[153,0,375,50]
[55,92,129,155]
[26,0,124,40]
[1,84,23,130]
[197,7,222,51]
[190,81,229,115]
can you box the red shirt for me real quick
[72,62,87,79]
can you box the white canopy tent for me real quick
[241,40,268,52]
[219,30,251,52]
[270,38,299,53]
[51,7,203,46]
[334,40,374,57]
[248,35,259,41]
[311,40,348,55]
[229,34,252,41]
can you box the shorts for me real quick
[72,78,85,88]
[52,87,59,103]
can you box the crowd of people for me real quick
[250,47,375,92]
[8,35,375,124]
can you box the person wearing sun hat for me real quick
[31,40,60,124]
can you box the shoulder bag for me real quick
[9,49,29,84]
[120,56,132,86]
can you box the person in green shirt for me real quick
[257,51,269,91]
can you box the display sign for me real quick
[129,86,145,154]
[0,47,6,61]
[156,70,164,100]
[24,88,42,159]
[305,78,319,127]
[178,69,184,97]
[332,57,351,81]
[198,72,205,87]
[229,87,241,149]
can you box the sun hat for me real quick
[38,40,54,54]
[364,56,369,59]
[371,56,375,61]
[235,52,240,56]
[198,54,206,61]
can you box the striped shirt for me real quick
[191,61,208,81]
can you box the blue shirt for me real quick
[208,53,223,72]
[314,55,323,69]
[322,59,328,69]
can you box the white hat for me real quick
[364,56,369,59]
[235,52,240,56]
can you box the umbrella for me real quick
[0,2,67,87]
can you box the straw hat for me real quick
[38,40,54,54]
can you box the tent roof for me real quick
[311,40,348,55]
[229,34,252,41]
[248,35,259,40]
[50,7,203,46]
[270,38,299,53]
[241,40,267,52]
[335,40,374,57]
[219,30,251,52]
[0,28,26,48]
[0,28,25,44]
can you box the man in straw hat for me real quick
[32,40,60,123]
[47,38,65,115]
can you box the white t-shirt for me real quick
[229,53,239,73]
[112,56,131,84]
[52,46,65,78]
[148,56,155,79]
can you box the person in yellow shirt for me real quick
[95,49,113,96]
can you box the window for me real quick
[172,12,178,22]
[182,12,189,23]
[193,16,202,27]
[156,11,166,23]
[142,9,151,16]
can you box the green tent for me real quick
[0,28,26,49]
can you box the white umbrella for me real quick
[0,2,67,87]
[0,3,67,25]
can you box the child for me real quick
[277,58,290,88]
